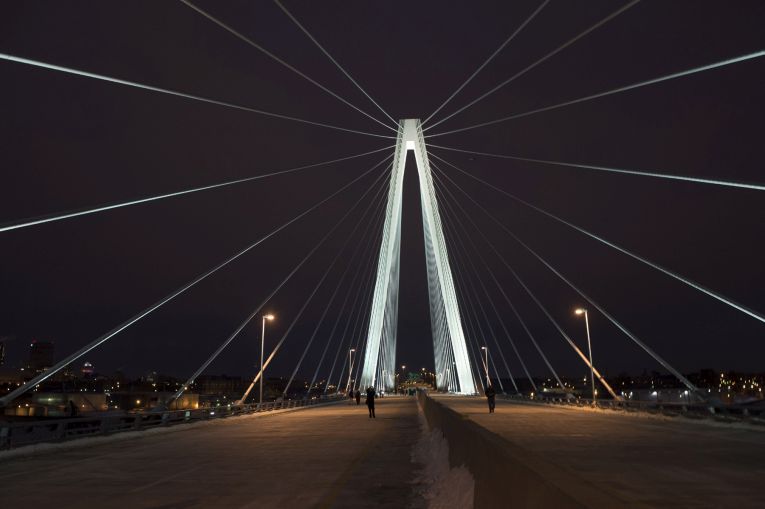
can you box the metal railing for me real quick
[0,395,342,451]
[497,393,765,423]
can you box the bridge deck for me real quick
[0,398,421,509]
[434,395,765,508]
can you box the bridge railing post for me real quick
[0,424,9,449]
[55,421,67,441]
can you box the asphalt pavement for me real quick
[434,395,765,508]
[0,397,423,509]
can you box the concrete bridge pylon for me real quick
[359,119,476,395]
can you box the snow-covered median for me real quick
[411,403,474,509]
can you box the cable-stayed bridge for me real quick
[1,2,763,507]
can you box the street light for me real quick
[345,348,356,393]
[480,346,490,387]
[260,314,275,406]
[575,308,596,403]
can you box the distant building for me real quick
[3,392,108,418]
[195,375,247,396]
[0,366,24,385]
[28,340,54,373]
[81,361,95,378]
[109,391,199,411]
[0,334,15,366]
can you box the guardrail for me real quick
[498,393,765,422]
[0,396,342,450]
[418,391,621,508]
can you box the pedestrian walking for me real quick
[355,390,361,405]
[365,386,376,418]
[485,384,496,413]
[348,389,355,404]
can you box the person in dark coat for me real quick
[348,389,355,404]
[484,384,496,413]
[355,390,361,405]
[365,387,376,418]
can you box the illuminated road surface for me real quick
[0,397,422,508]
[435,395,765,507]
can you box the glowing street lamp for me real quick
[480,347,490,387]
[346,349,356,393]
[260,314,275,406]
[575,308,596,402]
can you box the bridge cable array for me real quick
[0,53,394,140]
[437,183,539,392]
[1,2,762,404]
[422,0,551,126]
[180,0,397,134]
[0,145,393,234]
[326,228,381,395]
[426,49,765,138]
[280,167,391,398]
[230,161,391,403]
[0,154,389,407]
[433,165,621,399]
[433,167,564,392]
[313,207,385,396]
[303,182,389,397]
[0,0,405,403]
[170,156,391,405]
[423,0,641,131]
[427,145,765,193]
[273,0,398,128]
[429,154,701,395]
[343,243,383,394]
[431,152,765,326]
[445,226,513,394]
[440,197,526,394]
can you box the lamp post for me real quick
[260,314,275,406]
[481,346,490,387]
[345,348,356,393]
[575,308,596,402]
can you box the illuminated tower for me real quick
[359,119,476,394]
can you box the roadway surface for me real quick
[434,395,765,508]
[0,397,423,509]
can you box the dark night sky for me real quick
[1,1,763,384]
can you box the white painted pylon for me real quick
[359,119,476,394]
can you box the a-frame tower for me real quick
[359,119,476,394]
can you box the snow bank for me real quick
[411,404,474,509]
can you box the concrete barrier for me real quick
[418,392,624,509]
